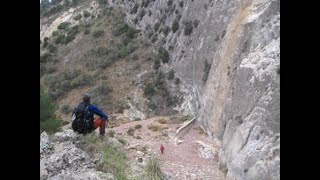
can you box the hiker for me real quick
[160,144,164,154]
[72,93,109,135]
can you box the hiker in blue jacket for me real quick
[72,93,109,135]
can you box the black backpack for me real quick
[71,102,93,134]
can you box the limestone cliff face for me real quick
[76,0,280,179]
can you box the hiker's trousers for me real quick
[93,117,107,134]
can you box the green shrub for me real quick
[193,19,200,28]
[116,45,129,58]
[143,0,150,8]
[139,9,146,20]
[43,4,63,17]
[144,82,156,97]
[60,104,73,115]
[72,0,80,6]
[55,34,66,44]
[157,47,169,63]
[182,115,192,121]
[204,3,208,10]
[84,28,90,34]
[130,3,139,14]
[126,27,137,39]
[74,14,82,20]
[98,0,108,5]
[98,144,128,180]
[107,130,115,137]
[48,44,57,53]
[127,127,135,136]
[184,21,193,36]
[154,59,161,70]
[133,18,138,24]
[64,34,75,44]
[117,138,126,145]
[146,157,162,180]
[179,1,183,8]
[71,74,93,87]
[43,40,49,48]
[167,0,173,6]
[85,23,91,28]
[132,54,139,60]
[162,26,170,36]
[134,124,142,129]
[58,22,71,30]
[154,22,160,32]
[155,71,166,87]
[151,34,158,43]
[64,0,70,7]
[202,60,211,83]
[167,69,175,80]
[160,14,167,23]
[116,102,130,113]
[40,118,61,134]
[171,20,179,33]
[83,10,91,18]
[40,89,60,134]
[174,77,180,85]
[95,46,110,57]
[92,30,105,38]
[52,31,59,37]
[93,82,112,98]
[40,52,52,63]
[166,95,179,107]
[113,22,137,39]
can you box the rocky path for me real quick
[109,115,225,180]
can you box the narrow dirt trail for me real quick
[108,116,225,180]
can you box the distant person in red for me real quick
[160,144,164,154]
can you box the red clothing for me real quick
[94,117,107,135]
[160,145,164,154]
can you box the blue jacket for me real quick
[88,104,108,121]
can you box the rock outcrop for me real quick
[40,130,114,180]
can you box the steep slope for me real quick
[40,0,280,179]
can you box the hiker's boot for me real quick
[99,120,106,136]
[99,130,105,136]
[99,127,105,136]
